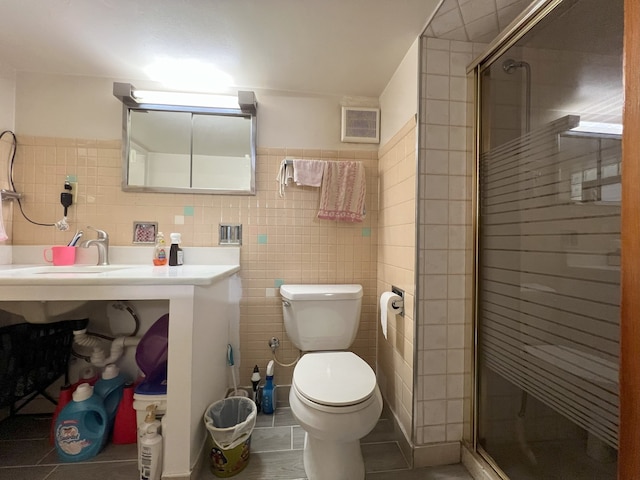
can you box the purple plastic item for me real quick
[135,313,169,395]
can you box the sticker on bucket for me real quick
[204,396,257,478]
[208,436,252,477]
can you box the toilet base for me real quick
[303,432,365,480]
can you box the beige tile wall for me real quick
[377,117,417,437]
[415,36,475,446]
[9,136,379,386]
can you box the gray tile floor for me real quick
[0,407,473,480]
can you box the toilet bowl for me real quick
[280,284,382,480]
[289,351,382,480]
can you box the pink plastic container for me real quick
[43,246,76,266]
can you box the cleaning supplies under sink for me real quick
[251,365,261,410]
[54,383,108,462]
[138,404,163,480]
[94,364,128,434]
[135,314,169,395]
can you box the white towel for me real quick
[293,159,325,187]
[276,159,294,197]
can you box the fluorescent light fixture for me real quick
[113,83,256,114]
[571,121,622,136]
[132,90,239,109]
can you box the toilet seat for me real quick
[293,351,376,407]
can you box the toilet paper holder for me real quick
[391,286,404,316]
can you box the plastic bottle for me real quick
[50,384,73,445]
[113,382,137,444]
[94,364,127,434]
[139,423,163,480]
[152,232,167,266]
[251,365,261,410]
[261,360,276,414]
[138,404,163,478]
[168,233,183,266]
[54,383,108,462]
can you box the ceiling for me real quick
[0,0,544,100]
[426,0,532,43]
[0,0,444,98]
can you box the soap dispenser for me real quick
[153,232,167,266]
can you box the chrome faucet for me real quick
[80,226,110,265]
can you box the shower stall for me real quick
[471,0,622,478]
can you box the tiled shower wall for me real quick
[414,36,477,453]
[377,117,417,438]
[8,136,379,385]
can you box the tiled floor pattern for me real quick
[0,408,473,480]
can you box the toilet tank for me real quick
[280,284,363,351]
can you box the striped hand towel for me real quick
[317,161,366,222]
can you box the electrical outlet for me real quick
[65,175,78,195]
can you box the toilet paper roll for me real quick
[380,292,403,340]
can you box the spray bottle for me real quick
[261,360,276,414]
[168,233,183,266]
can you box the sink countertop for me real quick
[0,263,240,286]
[0,245,240,285]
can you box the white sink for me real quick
[0,300,91,324]
[0,265,139,323]
[6,264,139,275]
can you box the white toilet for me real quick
[280,284,383,480]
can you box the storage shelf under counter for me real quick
[0,254,241,480]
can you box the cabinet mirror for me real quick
[115,83,257,195]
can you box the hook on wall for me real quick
[1,189,21,202]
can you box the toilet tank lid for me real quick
[280,284,363,300]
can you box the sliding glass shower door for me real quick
[476,0,622,478]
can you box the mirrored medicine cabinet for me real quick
[114,83,257,195]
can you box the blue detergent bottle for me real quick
[54,383,108,462]
[94,363,127,434]
[261,360,276,414]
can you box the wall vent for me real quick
[341,107,380,144]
